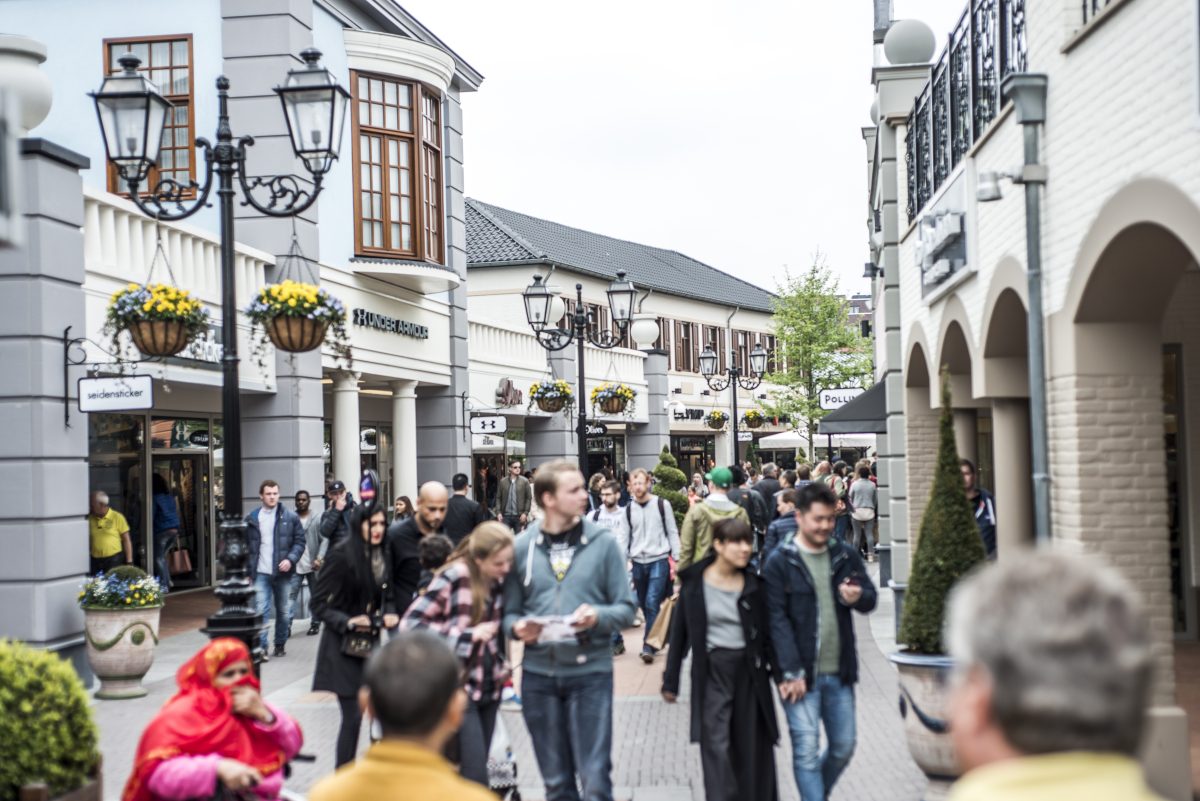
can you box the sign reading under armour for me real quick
[351,308,429,339]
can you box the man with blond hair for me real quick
[618,467,679,663]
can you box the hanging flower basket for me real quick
[105,283,209,358]
[246,280,352,366]
[706,410,730,430]
[742,409,765,429]
[591,383,637,416]
[529,379,575,417]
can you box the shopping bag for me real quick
[644,593,678,652]
[168,546,193,575]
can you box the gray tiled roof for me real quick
[466,199,776,313]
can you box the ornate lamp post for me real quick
[522,272,638,472]
[91,49,348,660]
[699,341,768,465]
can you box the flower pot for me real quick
[744,417,763,429]
[707,418,726,430]
[83,606,162,700]
[19,773,102,801]
[536,396,566,413]
[128,319,191,358]
[888,651,958,799]
[599,396,627,415]
[266,315,328,353]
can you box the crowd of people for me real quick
[114,452,1169,801]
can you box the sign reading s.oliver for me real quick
[352,308,429,340]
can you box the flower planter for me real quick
[83,606,162,700]
[19,772,102,801]
[888,651,958,800]
[266,315,328,353]
[536,397,566,414]
[599,396,627,415]
[706,418,726,430]
[128,319,191,358]
[743,416,763,429]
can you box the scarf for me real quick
[121,638,290,801]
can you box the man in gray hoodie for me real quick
[504,460,636,801]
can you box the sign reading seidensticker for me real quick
[819,387,865,411]
[78,375,154,412]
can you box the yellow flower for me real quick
[287,298,297,307]
[125,598,131,604]
[143,301,153,311]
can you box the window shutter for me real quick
[691,323,700,373]
[718,328,727,373]
[674,319,684,370]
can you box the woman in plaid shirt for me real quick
[400,521,515,786]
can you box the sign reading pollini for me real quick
[352,308,429,339]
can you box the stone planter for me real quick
[128,319,192,358]
[266,315,328,353]
[598,396,627,415]
[0,36,53,134]
[19,772,101,801]
[83,606,162,700]
[535,396,567,413]
[888,651,958,800]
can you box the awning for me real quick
[817,382,887,435]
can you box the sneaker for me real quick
[307,622,321,636]
[259,652,270,663]
[612,640,626,656]
[640,649,655,664]
[272,645,286,658]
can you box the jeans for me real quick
[459,698,500,786]
[850,515,876,557]
[783,674,856,801]
[254,572,294,649]
[285,571,310,630]
[521,670,615,801]
[631,558,670,653]
[90,553,124,576]
[503,513,524,532]
[833,514,851,543]
[153,528,178,591]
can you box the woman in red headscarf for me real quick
[122,638,303,801]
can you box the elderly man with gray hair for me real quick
[944,550,1165,801]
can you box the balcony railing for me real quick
[906,0,1028,222]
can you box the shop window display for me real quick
[88,414,146,572]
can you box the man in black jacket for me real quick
[754,463,783,518]
[320,480,356,547]
[443,473,490,545]
[386,481,449,613]
[764,482,876,801]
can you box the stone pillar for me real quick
[391,380,418,499]
[953,409,978,464]
[0,139,90,677]
[331,372,360,488]
[903,384,938,574]
[526,349,577,467]
[626,349,669,471]
[222,0,325,509]
[991,399,1033,557]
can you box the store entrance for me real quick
[151,453,212,591]
[671,435,715,480]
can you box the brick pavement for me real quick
[94,568,925,801]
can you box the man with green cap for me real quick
[677,467,751,572]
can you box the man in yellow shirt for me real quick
[88,491,132,575]
[307,631,496,801]
[944,551,1167,801]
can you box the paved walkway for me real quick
[94,567,925,801]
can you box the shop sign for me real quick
[587,437,614,454]
[470,415,508,435]
[352,308,429,339]
[187,430,222,448]
[671,407,706,421]
[737,431,754,442]
[472,433,508,453]
[495,378,524,407]
[78,375,153,412]
[915,206,967,296]
[585,423,608,436]
[172,326,223,367]
[819,387,864,411]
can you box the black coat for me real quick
[754,478,782,516]
[443,494,490,545]
[386,517,446,614]
[662,555,779,744]
[763,538,877,687]
[311,537,395,697]
[319,493,356,546]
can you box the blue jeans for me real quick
[254,572,295,649]
[153,529,178,591]
[521,670,614,801]
[631,558,670,653]
[783,674,856,801]
[283,571,307,633]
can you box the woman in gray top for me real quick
[848,465,878,561]
[662,518,778,801]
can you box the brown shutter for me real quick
[691,322,700,373]
[719,328,727,373]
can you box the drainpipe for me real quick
[1004,74,1052,544]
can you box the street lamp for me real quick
[700,341,768,464]
[91,49,347,662]
[522,271,636,472]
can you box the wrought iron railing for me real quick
[1082,0,1113,25]
[906,0,1027,222]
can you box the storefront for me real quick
[585,423,626,477]
[671,434,716,479]
[471,432,525,510]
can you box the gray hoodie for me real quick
[503,517,636,677]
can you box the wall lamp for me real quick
[863,261,882,279]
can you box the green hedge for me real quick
[651,446,688,526]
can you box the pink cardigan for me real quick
[146,704,302,801]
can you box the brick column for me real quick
[903,384,938,571]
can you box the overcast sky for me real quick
[400,1,965,297]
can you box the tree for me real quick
[764,259,873,459]
[744,440,761,470]
[651,446,688,526]
[897,372,987,653]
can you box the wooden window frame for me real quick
[350,70,445,264]
[103,34,196,198]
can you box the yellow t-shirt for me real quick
[89,509,129,558]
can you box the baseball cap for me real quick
[328,480,347,493]
[705,467,733,489]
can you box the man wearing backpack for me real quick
[616,468,680,663]
[728,464,770,564]
[589,480,632,656]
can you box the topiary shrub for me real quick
[0,639,99,800]
[651,446,688,526]
[897,372,987,654]
[107,564,148,582]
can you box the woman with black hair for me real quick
[311,502,398,767]
[151,472,181,592]
[662,517,778,801]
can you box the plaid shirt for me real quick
[400,560,506,702]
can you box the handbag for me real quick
[341,616,381,659]
[644,593,678,652]
[168,546,193,575]
[851,507,876,522]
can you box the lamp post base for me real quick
[201,515,265,664]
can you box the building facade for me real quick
[0,0,478,665]
[864,1,1198,796]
